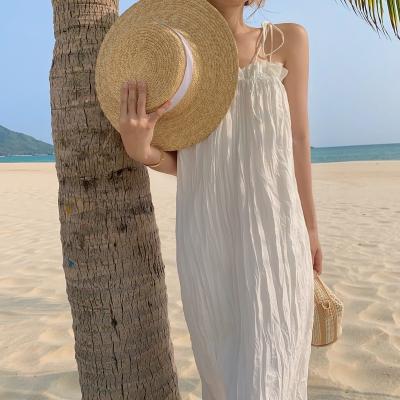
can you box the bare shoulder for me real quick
[276,22,308,41]
[275,22,309,64]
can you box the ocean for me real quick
[1,142,399,164]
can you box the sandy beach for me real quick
[0,160,399,400]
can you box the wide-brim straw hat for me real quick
[95,0,240,151]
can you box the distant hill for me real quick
[0,125,54,156]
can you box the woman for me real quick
[118,1,323,398]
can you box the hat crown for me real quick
[111,21,189,113]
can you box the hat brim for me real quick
[95,0,239,151]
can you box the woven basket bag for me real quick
[312,270,344,346]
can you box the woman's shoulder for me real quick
[273,22,309,62]
[262,22,308,66]
[274,22,309,42]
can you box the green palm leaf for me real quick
[336,0,400,38]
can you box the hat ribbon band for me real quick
[165,28,194,112]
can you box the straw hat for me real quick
[95,0,240,151]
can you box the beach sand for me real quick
[0,160,399,399]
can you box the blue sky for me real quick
[0,0,399,148]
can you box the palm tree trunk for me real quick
[50,1,181,398]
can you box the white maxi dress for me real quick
[175,20,315,400]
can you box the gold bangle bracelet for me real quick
[143,145,165,168]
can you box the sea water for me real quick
[1,143,399,164]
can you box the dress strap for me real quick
[252,21,268,62]
[258,21,285,63]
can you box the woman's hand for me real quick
[118,79,171,163]
[308,228,322,275]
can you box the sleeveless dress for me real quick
[175,21,314,400]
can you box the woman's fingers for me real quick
[122,79,169,124]
[120,81,128,119]
[127,80,137,118]
[136,80,147,118]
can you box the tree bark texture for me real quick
[49,1,181,398]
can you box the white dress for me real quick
[175,20,314,400]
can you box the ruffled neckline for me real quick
[238,59,288,81]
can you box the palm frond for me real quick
[336,0,400,39]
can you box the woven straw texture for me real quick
[312,271,344,346]
[95,0,240,151]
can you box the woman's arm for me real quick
[282,23,322,274]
